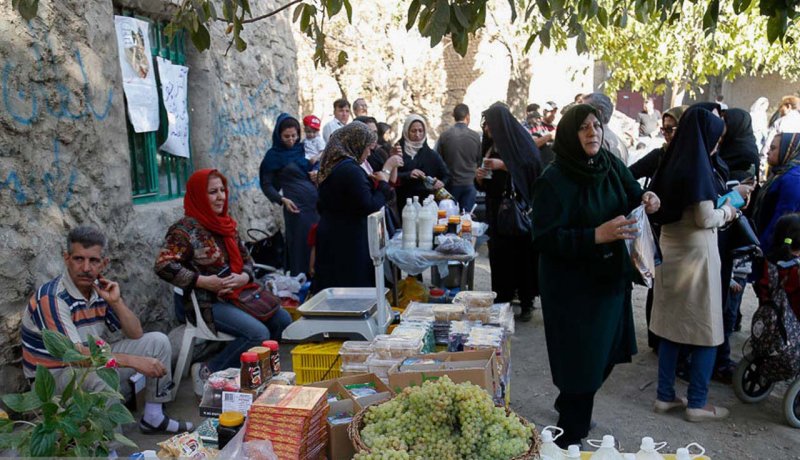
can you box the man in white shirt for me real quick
[322,98,351,142]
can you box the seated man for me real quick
[21,226,191,434]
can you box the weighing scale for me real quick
[282,208,392,342]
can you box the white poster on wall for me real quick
[114,16,159,133]
[156,57,190,158]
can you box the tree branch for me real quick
[215,0,304,25]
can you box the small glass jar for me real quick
[217,411,244,449]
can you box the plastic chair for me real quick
[171,287,235,398]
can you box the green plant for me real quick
[0,330,138,457]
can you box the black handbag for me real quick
[245,228,285,270]
[496,179,532,237]
[727,211,763,257]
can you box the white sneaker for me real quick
[653,397,688,413]
[190,363,208,396]
[685,405,730,422]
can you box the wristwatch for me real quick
[382,169,391,176]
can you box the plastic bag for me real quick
[396,276,429,309]
[435,234,475,256]
[217,422,278,460]
[625,205,657,288]
[264,273,307,301]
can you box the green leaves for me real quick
[34,365,55,402]
[407,0,422,30]
[29,424,57,457]
[95,367,120,392]
[190,23,211,51]
[733,0,753,14]
[702,0,720,33]
[107,403,135,425]
[42,329,72,359]
[2,391,42,413]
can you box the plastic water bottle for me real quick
[537,426,566,460]
[412,196,422,214]
[402,198,417,249]
[588,435,624,460]
[635,437,666,460]
[417,199,435,250]
[675,443,705,460]
[564,445,582,459]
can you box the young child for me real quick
[759,213,800,319]
[303,115,326,164]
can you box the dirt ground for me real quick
[124,249,800,458]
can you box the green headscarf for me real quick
[663,105,688,125]
[552,104,612,186]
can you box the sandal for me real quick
[139,414,193,434]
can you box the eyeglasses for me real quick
[660,127,677,134]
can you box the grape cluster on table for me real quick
[354,376,533,460]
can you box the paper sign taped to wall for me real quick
[114,16,159,133]
[156,57,190,158]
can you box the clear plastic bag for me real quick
[453,291,497,308]
[435,234,475,256]
[625,205,657,288]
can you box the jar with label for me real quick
[217,411,244,449]
[429,288,446,303]
[240,352,262,390]
[447,216,460,234]
[262,340,281,374]
[248,346,273,383]
[460,221,473,244]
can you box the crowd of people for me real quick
[17,91,800,446]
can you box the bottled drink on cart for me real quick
[588,435,623,460]
[402,198,418,249]
[423,175,455,201]
[635,437,666,460]
[674,443,705,460]
[417,198,435,250]
[538,426,566,460]
[565,445,582,459]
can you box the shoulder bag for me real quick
[496,178,532,237]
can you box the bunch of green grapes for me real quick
[354,376,532,459]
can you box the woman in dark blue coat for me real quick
[312,122,393,291]
[260,113,319,276]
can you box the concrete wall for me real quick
[721,73,799,113]
[0,0,297,391]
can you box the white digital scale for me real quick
[282,208,392,342]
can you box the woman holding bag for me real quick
[155,169,292,395]
[531,104,660,448]
[476,103,543,322]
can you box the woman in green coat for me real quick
[531,104,661,447]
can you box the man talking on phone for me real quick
[21,226,192,434]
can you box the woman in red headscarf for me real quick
[155,169,292,395]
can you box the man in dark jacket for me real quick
[435,103,482,212]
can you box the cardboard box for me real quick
[387,350,497,397]
[306,373,394,460]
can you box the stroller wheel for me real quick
[784,377,800,428]
[733,354,774,403]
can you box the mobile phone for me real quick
[217,266,231,278]
[725,180,740,190]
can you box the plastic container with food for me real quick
[452,291,497,308]
[338,340,374,365]
[366,354,402,381]
[432,304,466,322]
[464,307,490,323]
[341,362,369,374]
[401,302,436,322]
[371,335,423,359]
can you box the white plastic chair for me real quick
[171,287,235,398]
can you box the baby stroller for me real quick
[245,227,286,279]
[733,258,800,427]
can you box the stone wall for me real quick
[0,0,297,391]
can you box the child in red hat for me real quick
[303,115,326,164]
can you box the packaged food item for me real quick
[453,291,497,308]
[240,352,262,391]
[465,307,490,323]
[328,411,354,425]
[261,340,280,374]
[339,340,374,365]
[366,354,402,383]
[157,431,215,459]
[392,320,435,353]
[270,371,296,386]
[429,288,446,303]
[398,357,444,371]
[401,302,435,322]
[447,320,480,352]
[217,411,244,449]
[433,304,466,322]
[206,368,240,399]
[371,334,423,359]
[340,362,369,374]
[344,382,378,398]
[248,346,273,382]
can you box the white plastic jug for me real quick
[438,199,459,218]
[417,199,435,250]
[635,437,666,460]
[402,198,417,249]
[587,435,624,460]
[537,426,566,460]
[623,455,637,460]
[564,444,582,459]
[674,443,705,460]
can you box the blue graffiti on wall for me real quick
[0,138,77,209]
[209,80,282,156]
[2,29,114,126]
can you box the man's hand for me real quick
[642,191,661,214]
[433,179,444,190]
[410,169,426,179]
[93,275,122,307]
[730,281,744,294]
[483,158,506,171]
[127,355,167,378]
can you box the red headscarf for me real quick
[184,169,245,274]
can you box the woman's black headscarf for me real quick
[649,106,725,224]
[719,108,760,180]
[482,104,543,204]
[552,104,613,186]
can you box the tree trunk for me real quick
[438,35,482,134]
[670,81,686,107]
[506,55,531,120]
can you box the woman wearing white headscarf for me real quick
[395,114,450,207]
